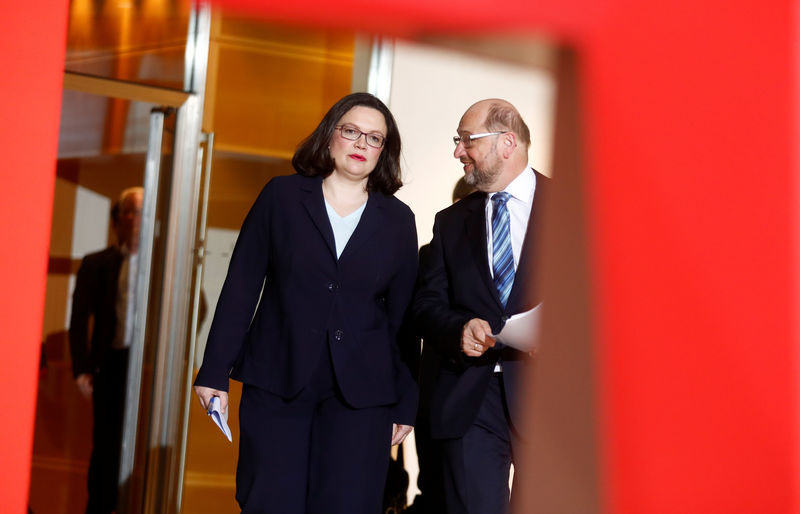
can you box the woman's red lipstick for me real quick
[348,154,366,161]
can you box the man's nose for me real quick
[454,142,466,158]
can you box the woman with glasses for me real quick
[193,92,418,514]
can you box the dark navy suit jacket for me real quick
[412,170,549,439]
[69,246,124,378]
[195,174,420,425]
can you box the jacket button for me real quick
[334,329,344,341]
[327,282,337,292]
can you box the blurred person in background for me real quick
[69,187,143,514]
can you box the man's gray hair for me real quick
[484,103,531,147]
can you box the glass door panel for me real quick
[65,0,191,89]
[30,86,176,514]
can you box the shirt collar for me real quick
[489,164,535,204]
[118,243,138,257]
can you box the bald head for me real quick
[463,99,531,149]
[116,187,143,252]
[454,99,531,192]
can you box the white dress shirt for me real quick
[113,247,138,350]
[485,165,537,277]
[485,166,536,371]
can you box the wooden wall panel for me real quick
[181,379,242,514]
[217,18,355,54]
[49,178,79,258]
[65,0,190,88]
[28,359,93,514]
[212,47,352,157]
[205,153,293,230]
[204,14,355,158]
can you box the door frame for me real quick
[60,14,208,507]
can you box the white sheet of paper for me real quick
[208,396,232,442]
[493,302,543,352]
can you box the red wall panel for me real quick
[0,2,68,513]
[1,0,795,512]
[582,2,796,511]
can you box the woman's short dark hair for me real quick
[292,92,403,195]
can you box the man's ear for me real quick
[501,132,517,158]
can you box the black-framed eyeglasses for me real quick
[453,132,504,148]
[336,125,386,148]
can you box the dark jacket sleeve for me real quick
[194,182,273,392]
[398,243,433,383]
[69,255,96,378]
[411,212,474,364]
[386,206,420,426]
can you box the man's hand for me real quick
[391,423,413,446]
[75,373,93,400]
[462,318,496,357]
[194,385,229,415]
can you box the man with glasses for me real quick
[412,99,549,514]
[70,187,143,513]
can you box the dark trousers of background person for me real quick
[86,349,129,514]
[406,415,445,514]
[440,373,522,514]
[235,345,393,514]
[407,339,446,514]
[382,441,409,514]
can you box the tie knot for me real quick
[492,191,511,207]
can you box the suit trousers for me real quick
[235,344,393,514]
[410,414,446,514]
[441,373,521,514]
[86,349,129,514]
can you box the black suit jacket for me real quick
[69,246,124,378]
[195,174,420,424]
[412,244,439,423]
[412,170,549,438]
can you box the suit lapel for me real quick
[339,191,384,261]
[300,176,337,260]
[464,195,504,309]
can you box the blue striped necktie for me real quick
[491,192,514,307]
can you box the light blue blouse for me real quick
[324,198,367,258]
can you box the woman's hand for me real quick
[194,385,229,415]
[391,423,413,446]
